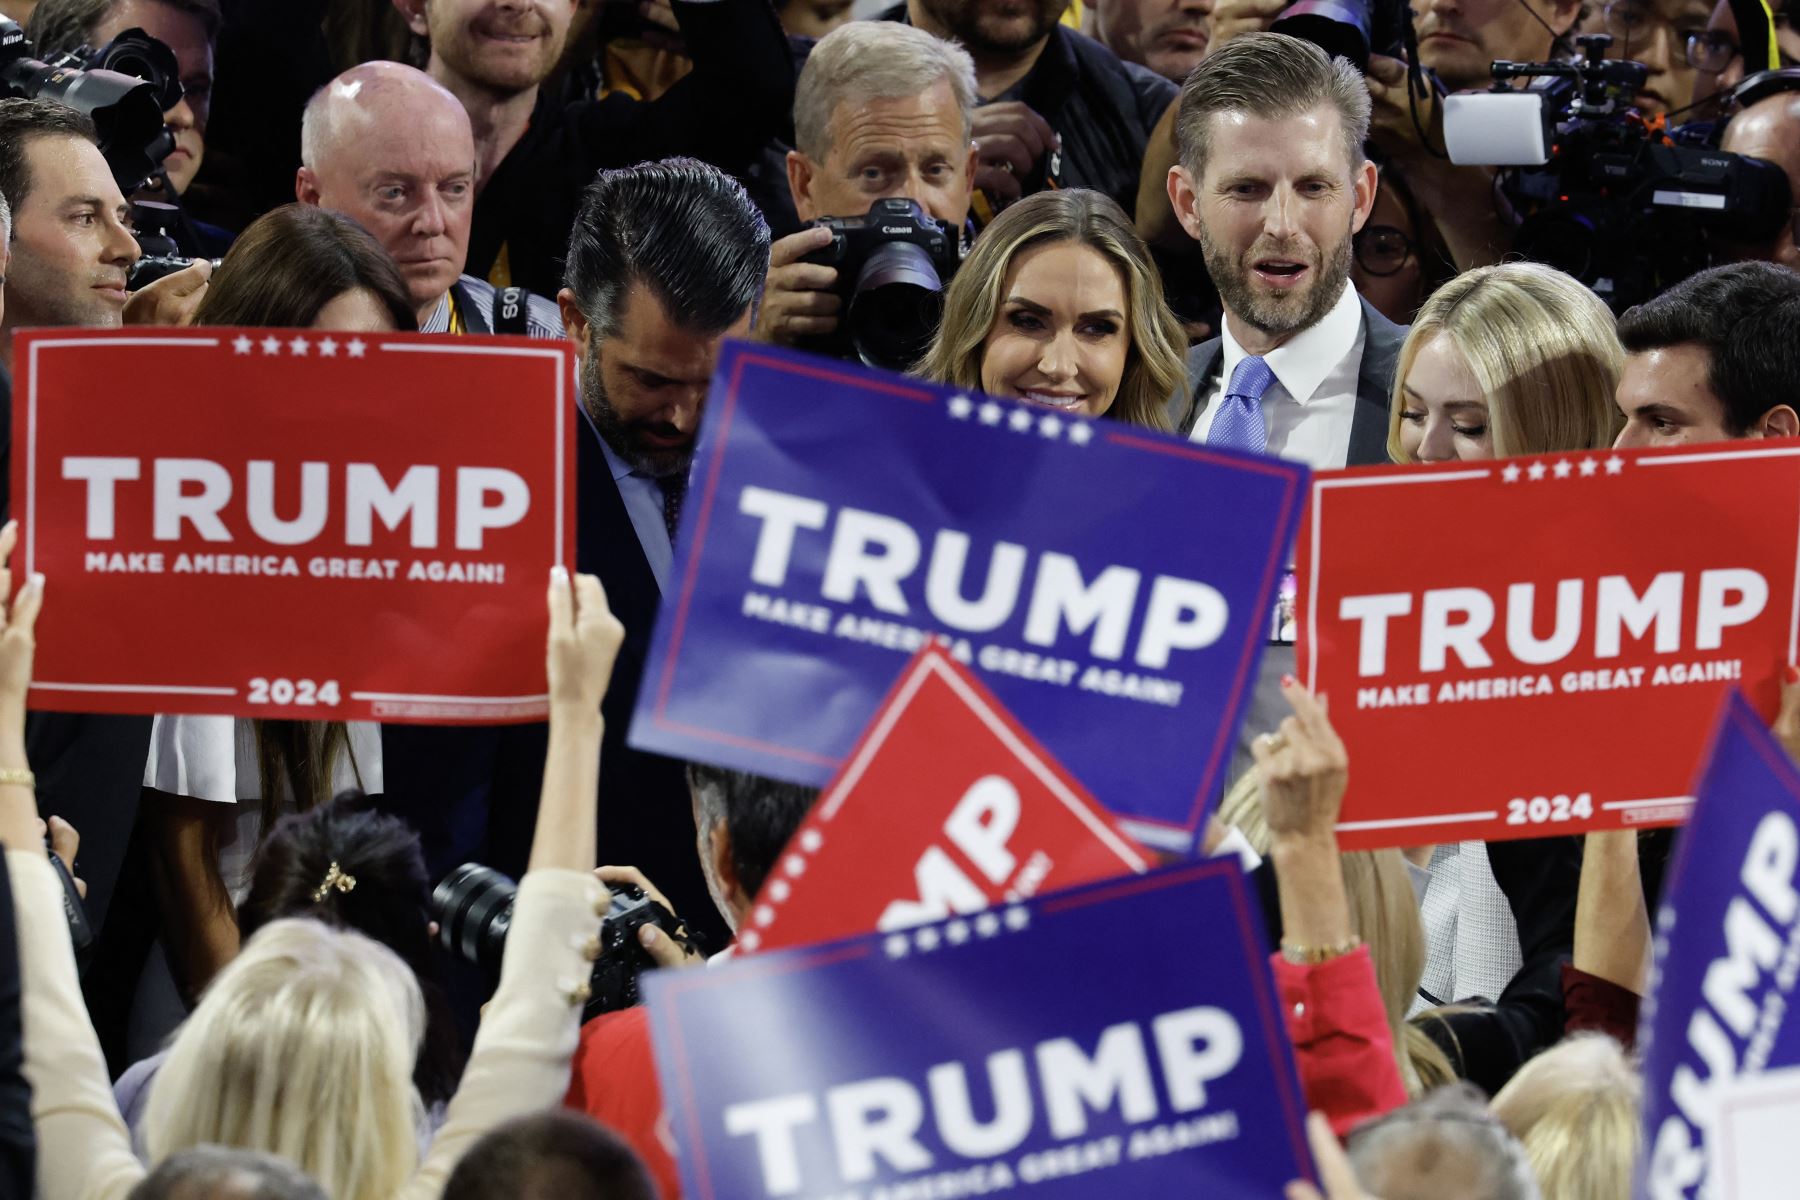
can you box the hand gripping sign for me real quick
[1639,692,1800,1200]
[628,342,1307,852]
[744,643,1148,955]
[14,329,575,722]
[1297,446,1800,848]
[647,862,1313,1200]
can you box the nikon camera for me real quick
[800,197,960,373]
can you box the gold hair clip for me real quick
[312,861,357,903]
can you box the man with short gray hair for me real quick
[1347,1084,1543,1200]
[756,20,977,353]
[128,1147,327,1200]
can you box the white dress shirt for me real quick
[1189,282,1368,471]
[586,408,675,596]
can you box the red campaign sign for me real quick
[743,642,1149,955]
[1298,444,1800,849]
[16,329,574,723]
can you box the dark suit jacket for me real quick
[1166,296,1407,468]
[380,408,730,951]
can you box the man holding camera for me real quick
[1720,85,1800,270]
[28,0,227,256]
[296,62,562,338]
[756,20,978,362]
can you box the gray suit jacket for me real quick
[1165,296,1407,468]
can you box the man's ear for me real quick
[708,823,750,919]
[1167,164,1205,242]
[1351,158,1379,234]
[1757,404,1800,439]
[558,288,590,367]
[787,149,819,224]
[392,0,430,38]
[295,166,321,207]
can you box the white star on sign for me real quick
[1526,462,1547,481]
[799,829,822,852]
[914,926,941,952]
[1579,458,1599,477]
[884,934,910,959]
[346,338,367,358]
[1038,414,1064,439]
[232,335,253,355]
[948,395,973,419]
[978,401,1003,426]
[318,337,339,357]
[974,912,1001,938]
[1003,906,1030,931]
[768,879,791,903]
[288,335,311,356]
[1605,455,1625,475]
[260,336,282,355]
[784,853,806,878]
[739,930,761,952]
[1552,460,1573,479]
[1008,408,1033,432]
[754,905,775,927]
[1501,463,1522,483]
[1067,421,1094,446]
[945,919,970,945]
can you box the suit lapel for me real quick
[575,414,660,685]
[1345,298,1405,467]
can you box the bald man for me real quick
[295,62,561,337]
[1721,88,1800,272]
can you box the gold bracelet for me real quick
[1280,935,1361,965]
[0,768,34,791]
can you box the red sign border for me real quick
[20,332,571,715]
[1301,444,1800,841]
[740,643,1149,954]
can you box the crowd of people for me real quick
[0,0,1793,1194]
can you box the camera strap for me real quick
[449,282,536,337]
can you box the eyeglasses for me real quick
[1353,224,1415,277]
[1688,28,1739,72]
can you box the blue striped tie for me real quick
[1207,355,1274,454]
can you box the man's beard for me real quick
[580,349,692,479]
[1196,221,1353,341]
[917,0,1065,55]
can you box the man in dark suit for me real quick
[382,160,770,953]
[1160,33,1404,776]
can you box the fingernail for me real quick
[1785,665,1799,685]
[28,573,43,592]
[639,926,659,946]
[1281,673,1297,687]
[551,564,568,583]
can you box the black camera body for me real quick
[431,863,696,1021]
[1271,0,1409,70]
[800,197,960,372]
[0,19,176,192]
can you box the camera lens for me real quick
[846,241,946,373]
[430,863,517,971]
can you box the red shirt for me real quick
[1271,945,1411,1137]
[566,1007,681,1200]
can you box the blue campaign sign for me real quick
[628,342,1306,850]
[1639,691,1800,1199]
[645,861,1313,1200]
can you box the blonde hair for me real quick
[1490,1034,1642,1200]
[1388,262,1623,461]
[143,918,426,1200]
[917,189,1182,431]
[1215,774,1454,1094]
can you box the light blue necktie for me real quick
[1207,355,1274,454]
